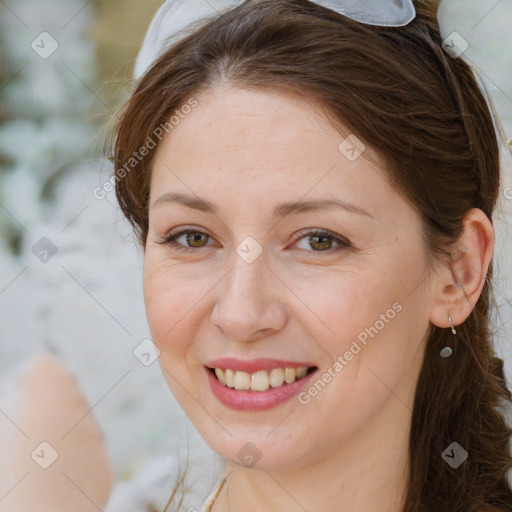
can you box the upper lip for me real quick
[205,358,317,373]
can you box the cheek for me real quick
[288,265,399,352]
[290,257,424,396]
[143,258,207,406]
[143,256,198,354]
[143,252,225,364]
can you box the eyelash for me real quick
[158,227,351,255]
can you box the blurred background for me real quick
[0,0,511,510]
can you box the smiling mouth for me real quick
[209,366,317,392]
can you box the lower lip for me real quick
[206,368,317,411]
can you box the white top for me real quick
[199,468,228,512]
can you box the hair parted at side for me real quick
[110,0,512,510]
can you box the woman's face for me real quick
[144,85,436,471]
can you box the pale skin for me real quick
[144,84,494,512]
[0,85,493,511]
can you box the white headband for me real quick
[134,0,416,79]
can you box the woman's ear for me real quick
[429,208,495,330]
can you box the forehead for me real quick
[158,85,340,159]
[150,84,397,218]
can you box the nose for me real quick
[210,254,287,342]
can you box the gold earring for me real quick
[449,315,457,335]
[440,314,456,358]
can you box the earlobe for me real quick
[429,208,495,330]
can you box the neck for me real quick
[213,396,412,512]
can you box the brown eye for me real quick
[162,229,215,250]
[308,233,334,251]
[185,232,209,247]
[294,229,350,253]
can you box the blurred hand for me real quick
[0,353,113,511]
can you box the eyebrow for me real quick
[151,192,374,219]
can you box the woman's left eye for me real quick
[292,230,350,253]
[159,228,350,254]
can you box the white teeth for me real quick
[233,371,251,390]
[284,368,296,384]
[225,369,235,388]
[215,368,226,385]
[269,368,284,388]
[251,371,270,391]
[213,366,311,391]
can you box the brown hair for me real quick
[110,0,512,509]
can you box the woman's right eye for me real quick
[162,229,216,251]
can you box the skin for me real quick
[143,84,494,512]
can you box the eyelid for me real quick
[291,228,348,243]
